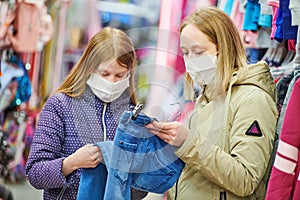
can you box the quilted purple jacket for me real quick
[25,88,133,200]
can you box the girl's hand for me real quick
[62,144,102,176]
[146,121,190,147]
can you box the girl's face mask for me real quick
[184,53,217,86]
[87,73,130,102]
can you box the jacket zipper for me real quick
[56,185,67,200]
[220,191,227,200]
[102,103,107,141]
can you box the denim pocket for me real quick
[117,140,138,150]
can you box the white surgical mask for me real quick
[87,73,130,102]
[185,54,217,86]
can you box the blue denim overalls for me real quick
[77,111,185,200]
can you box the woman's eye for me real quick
[182,51,188,56]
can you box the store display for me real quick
[0,0,299,199]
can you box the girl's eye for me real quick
[117,74,125,78]
[195,51,204,56]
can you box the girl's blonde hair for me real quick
[56,27,137,104]
[180,7,247,99]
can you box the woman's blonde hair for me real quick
[56,27,137,104]
[180,7,247,99]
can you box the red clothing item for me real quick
[266,78,300,200]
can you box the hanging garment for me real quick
[289,0,300,26]
[266,76,300,200]
[8,55,32,107]
[0,60,24,96]
[77,111,185,200]
[8,1,41,53]
[0,1,15,49]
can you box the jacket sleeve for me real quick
[176,88,277,197]
[25,95,77,189]
[266,79,300,199]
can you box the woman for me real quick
[146,7,278,199]
[25,27,146,199]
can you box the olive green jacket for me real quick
[169,61,278,200]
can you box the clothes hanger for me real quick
[288,51,296,63]
[132,103,144,120]
[268,46,279,66]
[280,50,292,65]
[262,40,279,65]
[273,41,287,67]
[293,26,300,65]
[281,50,295,66]
[272,27,300,76]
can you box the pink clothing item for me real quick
[230,0,244,30]
[288,40,296,51]
[86,0,101,40]
[266,78,300,200]
[268,0,279,7]
[270,6,279,39]
[210,0,217,6]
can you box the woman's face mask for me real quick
[87,73,130,102]
[184,53,217,86]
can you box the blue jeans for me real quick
[77,111,185,200]
[76,163,107,200]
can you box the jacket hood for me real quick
[233,61,276,102]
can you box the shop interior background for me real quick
[1,0,298,199]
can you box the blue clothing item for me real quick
[280,0,298,40]
[77,111,185,200]
[258,14,272,28]
[243,0,261,31]
[77,163,107,200]
[8,55,32,107]
[274,7,284,42]
[223,0,234,16]
[246,48,267,64]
